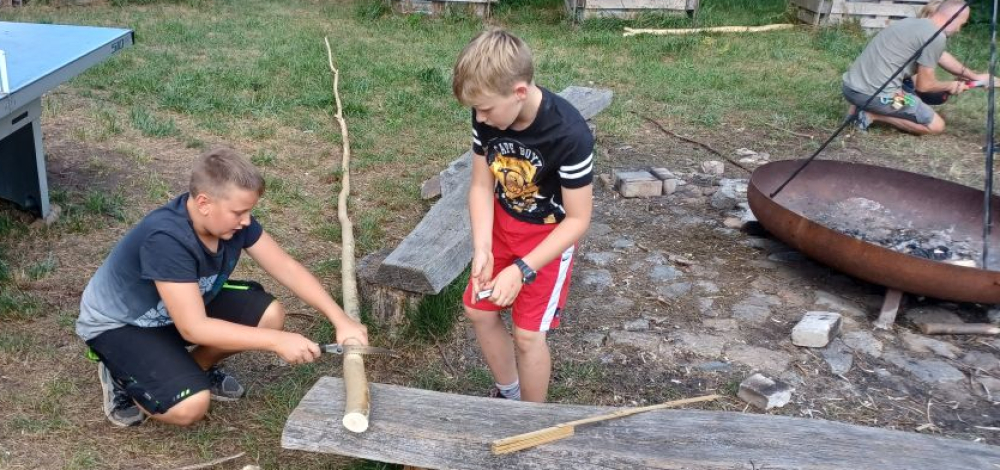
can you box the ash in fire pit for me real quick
[810,197,980,265]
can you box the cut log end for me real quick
[342,412,370,433]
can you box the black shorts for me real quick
[86,281,274,414]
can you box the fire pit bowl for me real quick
[748,159,1000,304]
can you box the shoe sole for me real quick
[210,393,241,402]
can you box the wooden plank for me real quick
[834,2,922,17]
[582,0,687,10]
[283,377,1000,470]
[371,87,612,294]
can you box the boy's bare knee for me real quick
[258,301,285,330]
[464,306,496,324]
[161,391,210,426]
[512,329,546,353]
[924,114,946,135]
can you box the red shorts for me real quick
[463,201,576,332]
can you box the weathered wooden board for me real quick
[371,86,613,294]
[792,0,927,29]
[283,378,1000,470]
[395,0,494,17]
[568,0,696,20]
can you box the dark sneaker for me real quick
[98,362,145,427]
[487,386,507,399]
[207,366,245,402]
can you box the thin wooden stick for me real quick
[636,113,750,173]
[764,122,815,140]
[172,452,245,470]
[325,36,370,434]
[920,323,1000,335]
[624,24,793,37]
[492,394,721,455]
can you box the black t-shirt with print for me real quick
[471,87,594,225]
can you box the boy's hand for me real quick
[274,332,321,364]
[335,318,369,346]
[471,249,494,295]
[486,265,524,307]
[949,80,970,95]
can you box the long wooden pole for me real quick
[623,24,793,37]
[325,37,370,434]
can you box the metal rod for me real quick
[770,3,971,199]
[983,0,999,269]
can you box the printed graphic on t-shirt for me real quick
[133,273,219,327]
[486,137,559,224]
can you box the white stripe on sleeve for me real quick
[560,153,593,172]
[559,163,592,180]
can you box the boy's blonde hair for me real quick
[189,147,265,198]
[452,28,534,106]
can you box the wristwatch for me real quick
[513,258,536,285]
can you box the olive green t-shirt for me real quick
[843,18,947,95]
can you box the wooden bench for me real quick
[283,378,1000,470]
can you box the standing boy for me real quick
[77,148,368,427]
[452,29,594,402]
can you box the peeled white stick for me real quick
[325,37,370,434]
[623,24,794,37]
[342,350,370,433]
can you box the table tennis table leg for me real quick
[0,97,50,218]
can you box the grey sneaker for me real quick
[854,109,872,131]
[98,362,145,427]
[207,366,245,401]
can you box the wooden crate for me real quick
[566,0,698,21]
[394,0,496,17]
[792,0,929,29]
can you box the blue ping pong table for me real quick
[0,21,133,218]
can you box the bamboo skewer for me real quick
[491,394,722,455]
[325,37,370,434]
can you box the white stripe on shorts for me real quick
[539,245,575,331]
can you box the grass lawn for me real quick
[1,0,999,468]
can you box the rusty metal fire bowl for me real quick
[748,159,1000,304]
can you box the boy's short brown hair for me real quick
[189,147,265,198]
[452,28,534,106]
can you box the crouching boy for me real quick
[77,148,367,427]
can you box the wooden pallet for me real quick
[792,0,928,29]
[566,0,698,21]
[394,0,496,18]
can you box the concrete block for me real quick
[663,179,678,195]
[738,373,793,410]
[792,311,842,348]
[651,167,675,180]
[615,171,662,198]
[700,160,724,175]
